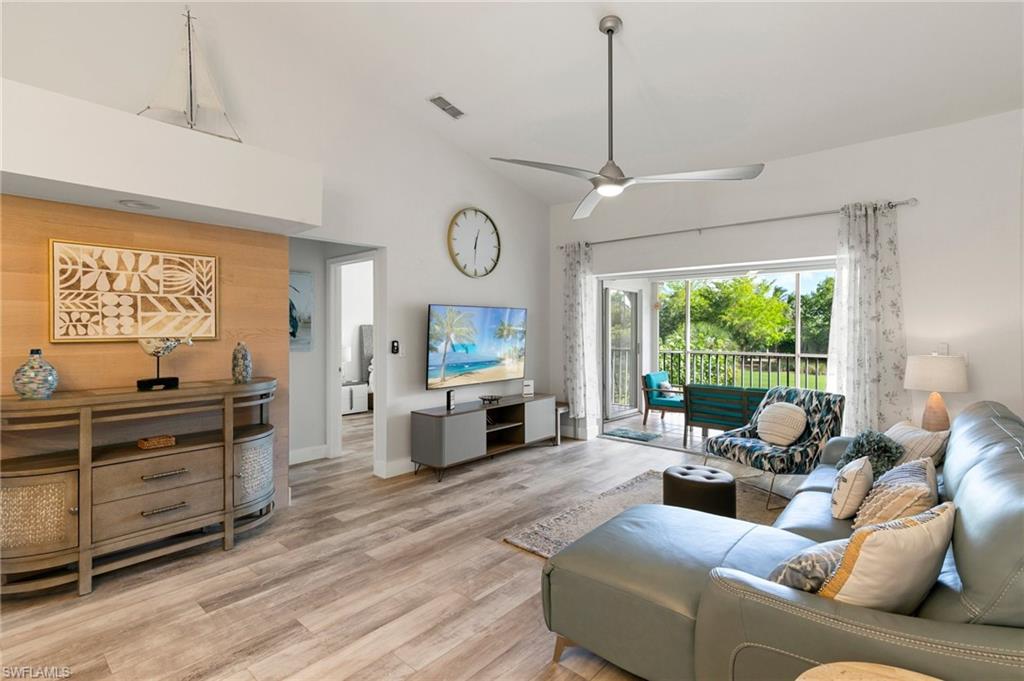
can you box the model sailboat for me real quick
[138,7,242,142]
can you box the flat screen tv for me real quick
[426,304,527,390]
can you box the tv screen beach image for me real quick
[427,305,527,389]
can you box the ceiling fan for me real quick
[492,15,765,220]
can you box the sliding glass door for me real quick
[603,288,640,419]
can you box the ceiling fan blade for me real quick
[572,189,603,220]
[633,163,765,183]
[491,158,599,181]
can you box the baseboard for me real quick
[289,444,329,465]
[376,458,415,479]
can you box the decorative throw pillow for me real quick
[657,380,673,398]
[885,421,950,466]
[819,502,956,614]
[836,430,905,478]
[756,402,807,446]
[853,458,937,530]
[769,539,849,592]
[831,456,874,519]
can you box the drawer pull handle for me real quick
[141,501,188,517]
[141,468,189,481]
[69,506,79,515]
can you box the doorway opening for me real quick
[328,255,375,470]
[287,237,386,479]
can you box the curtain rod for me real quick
[558,197,919,249]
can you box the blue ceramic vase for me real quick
[13,349,58,399]
[232,342,253,384]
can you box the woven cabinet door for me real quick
[233,433,274,508]
[1,471,78,558]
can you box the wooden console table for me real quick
[411,394,557,481]
[0,378,277,596]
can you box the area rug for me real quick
[504,470,781,559]
[603,427,661,442]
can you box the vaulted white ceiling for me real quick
[3,2,1021,205]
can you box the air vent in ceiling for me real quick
[428,95,464,120]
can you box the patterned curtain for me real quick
[563,242,594,419]
[826,202,911,434]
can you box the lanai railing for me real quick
[658,349,828,390]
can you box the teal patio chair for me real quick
[641,371,686,424]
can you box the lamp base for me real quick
[921,391,950,431]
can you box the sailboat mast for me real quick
[185,7,195,128]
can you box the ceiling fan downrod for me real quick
[600,16,622,176]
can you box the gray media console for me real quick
[411,394,557,481]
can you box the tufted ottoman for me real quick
[662,464,736,518]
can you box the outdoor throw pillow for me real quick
[886,421,950,466]
[770,539,849,592]
[657,380,673,398]
[831,456,874,519]
[837,430,905,478]
[819,502,956,614]
[853,458,937,530]
[756,402,807,445]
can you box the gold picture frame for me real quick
[48,239,219,343]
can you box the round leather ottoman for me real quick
[662,464,736,518]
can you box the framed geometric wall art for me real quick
[49,240,218,342]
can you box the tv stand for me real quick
[411,394,556,481]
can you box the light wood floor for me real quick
[1,434,761,680]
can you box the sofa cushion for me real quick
[543,504,813,681]
[772,490,854,542]
[919,402,1024,627]
[797,464,840,493]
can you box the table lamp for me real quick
[903,354,968,431]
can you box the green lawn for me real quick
[663,369,828,391]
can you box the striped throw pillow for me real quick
[756,402,807,446]
[885,421,949,466]
[853,458,937,530]
[819,502,956,613]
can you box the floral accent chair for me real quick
[704,387,845,505]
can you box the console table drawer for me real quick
[93,447,223,505]
[92,479,224,543]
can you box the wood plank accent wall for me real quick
[1,195,290,507]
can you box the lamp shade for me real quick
[904,354,968,393]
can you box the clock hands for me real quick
[473,230,480,265]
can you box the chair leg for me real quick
[661,410,666,420]
[764,473,787,511]
[643,407,649,425]
[552,635,574,663]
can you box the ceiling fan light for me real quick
[596,183,624,197]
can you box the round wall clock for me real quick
[447,208,500,278]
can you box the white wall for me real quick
[551,110,1024,425]
[2,80,322,234]
[288,238,374,461]
[340,260,374,383]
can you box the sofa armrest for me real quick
[819,436,854,467]
[695,568,1024,681]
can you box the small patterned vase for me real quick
[13,349,58,399]
[232,342,253,384]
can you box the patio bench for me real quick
[682,384,768,446]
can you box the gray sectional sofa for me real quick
[542,401,1024,680]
